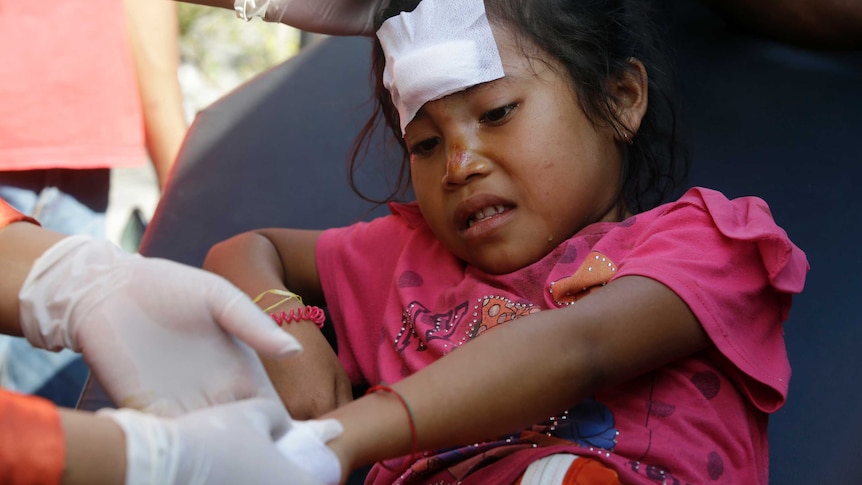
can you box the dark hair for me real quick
[349,0,687,214]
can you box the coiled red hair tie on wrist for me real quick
[270,306,325,329]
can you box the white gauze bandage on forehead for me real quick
[377,0,505,135]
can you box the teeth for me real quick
[467,205,506,227]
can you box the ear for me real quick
[609,58,648,142]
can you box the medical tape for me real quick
[376,0,505,134]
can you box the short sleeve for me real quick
[0,199,38,228]
[615,187,809,412]
[0,390,65,485]
[315,203,419,384]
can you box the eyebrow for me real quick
[413,74,519,119]
[464,74,519,94]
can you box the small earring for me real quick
[622,132,634,145]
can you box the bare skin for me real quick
[125,0,188,189]
[204,229,354,419]
[0,222,65,335]
[59,410,128,485]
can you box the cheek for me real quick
[410,164,445,222]
[409,160,435,194]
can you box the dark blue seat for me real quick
[84,3,862,483]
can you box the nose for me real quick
[442,146,490,187]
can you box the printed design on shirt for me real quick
[620,371,726,483]
[397,296,540,355]
[550,251,617,306]
[403,399,619,483]
[398,270,424,288]
[389,270,626,482]
[531,398,619,450]
[690,371,721,400]
[396,300,470,353]
[469,295,541,339]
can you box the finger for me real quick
[210,281,304,356]
[301,418,344,442]
[142,399,183,418]
[236,398,294,439]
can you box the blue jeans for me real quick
[0,168,109,407]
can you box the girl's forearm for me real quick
[324,276,708,474]
[204,229,351,417]
[324,307,599,473]
[204,229,324,304]
[204,232,288,299]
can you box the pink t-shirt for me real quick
[316,187,808,484]
[0,0,147,171]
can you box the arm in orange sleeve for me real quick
[0,201,318,484]
[0,207,62,337]
[0,204,65,485]
[0,199,38,229]
[0,390,65,485]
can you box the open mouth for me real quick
[466,205,508,228]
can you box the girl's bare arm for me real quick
[203,229,353,418]
[322,275,709,481]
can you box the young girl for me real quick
[203,0,809,483]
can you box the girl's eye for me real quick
[480,103,518,125]
[409,137,440,158]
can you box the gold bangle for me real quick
[252,288,304,313]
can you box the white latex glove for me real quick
[276,418,345,485]
[18,236,302,415]
[100,398,323,485]
[236,0,386,35]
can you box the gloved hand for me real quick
[276,418,345,485]
[236,0,387,35]
[18,236,302,416]
[99,398,323,485]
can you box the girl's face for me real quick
[404,25,638,274]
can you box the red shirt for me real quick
[0,0,147,171]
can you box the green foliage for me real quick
[176,4,300,114]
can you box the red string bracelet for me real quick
[270,306,325,329]
[365,384,421,474]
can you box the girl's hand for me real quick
[262,319,354,419]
